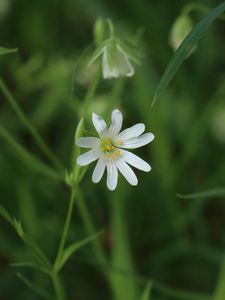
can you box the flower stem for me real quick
[52,271,66,300]
[212,255,225,300]
[0,77,64,174]
[55,188,76,268]
[79,66,100,118]
[106,19,114,37]
[182,3,225,21]
[76,187,107,266]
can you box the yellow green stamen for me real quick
[101,137,121,158]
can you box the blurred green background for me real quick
[1,0,225,299]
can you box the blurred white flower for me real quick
[88,38,140,79]
[76,109,154,191]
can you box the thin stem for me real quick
[54,188,76,268]
[76,187,107,266]
[52,271,66,300]
[212,255,225,300]
[182,3,225,21]
[0,77,64,173]
[106,19,114,37]
[79,66,100,118]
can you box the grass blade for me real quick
[56,230,103,271]
[17,272,53,300]
[0,47,18,55]
[153,2,225,104]
[141,281,153,300]
[177,188,225,199]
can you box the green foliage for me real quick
[1,1,225,300]
[141,281,153,300]
[177,188,225,199]
[153,2,225,104]
[0,47,18,56]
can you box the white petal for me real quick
[117,45,135,77]
[102,49,110,79]
[121,133,154,149]
[92,157,106,183]
[109,109,123,135]
[92,113,107,135]
[106,161,118,191]
[116,159,138,186]
[115,46,134,77]
[121,150,151,172]
[116,123,145,141]
[77,149,100,166]
[76,137,100,148]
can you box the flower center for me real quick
[100,137,121,158]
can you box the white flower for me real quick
[76,109,154,191]
[88,38,140,80]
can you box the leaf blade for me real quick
[153,2,225,104]
[17,272,53,300]
[177,188,225,199]
[0,47,18,56]
[141,281,153,300]
[56,230,103,271]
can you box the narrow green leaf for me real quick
[17,272,53,300]
[56,230,103,271]
[141,281,153,300]
[0,47,18,56]
[11,262,50,275]
[0,124,62,181]
[153,2,225,104]
[21,233,51,269]
[177,188,225,199]
[0,203,51,269]
[0,204,14,227]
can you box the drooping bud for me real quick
[94,18,105,46]
[169,14,194,51]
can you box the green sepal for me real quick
[117,38,142,65]
[87,40,107,67]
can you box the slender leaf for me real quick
[56,230,103,271]
[0,203,51,269]
[11,262,50,275]
[153,2,225,104]
[0,124,62,181]
[141,281,153,300]
[0,204,14,226]
[177,188,225,199]
[0,47,18,56]
[21,233,51,269]
[17,273,53,300]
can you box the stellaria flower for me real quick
[76,109,154,191]
[88,20,141,79]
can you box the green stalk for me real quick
[182,3,225,21]
[212,256,225,300]
[52,271,66,300]
[79,67,100,118]
[55,188,76,269]
[0,77,64,173]
[76,187,107,266]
